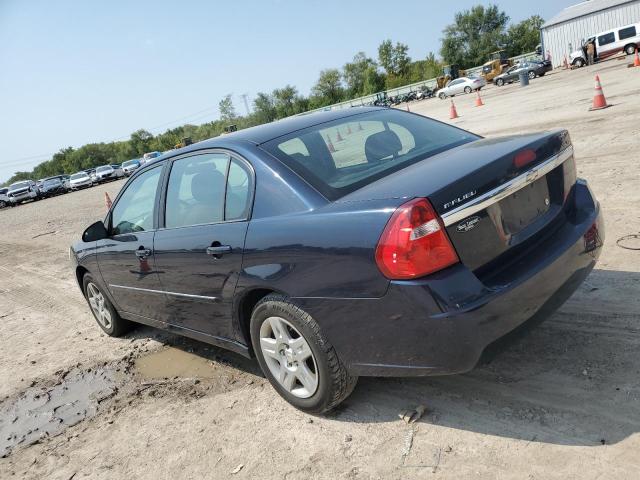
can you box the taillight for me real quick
[375,198,459,279]
[514,149,537,169]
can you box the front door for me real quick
[153,152,253,340]
[96,164,167,321]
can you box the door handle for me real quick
[135,248,151,259]
[206,245,232,256]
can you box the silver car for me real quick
[438,76,486,99]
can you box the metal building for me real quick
[541,0,640,67]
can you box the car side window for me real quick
[619,26,636,40]
[225,159,252,221]
[165,153,229,228]
[110,167,162,236]
[598,32,615,46]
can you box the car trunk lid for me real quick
[339,130,575,276]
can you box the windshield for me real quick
[261,109,478,200]
[44,178,60,185]
[9,181,30,191]
[71,173,87,180]
[122,160,139,167]
[96,166,111,173]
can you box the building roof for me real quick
[543,0,638,28]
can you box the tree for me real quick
[253,92,277,123]
[272,85,304,119]
[440,4,510,68]
[129,129,154,156]
[218,94,236,122]
[505,15,544,57]
[343,52,379,96]
[311,69,344,106]
[377,40,411,77]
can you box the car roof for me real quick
[149,107,389,161]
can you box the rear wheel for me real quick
[528,71,536,80]
[574,58,585,68]
[625,44,636,55]
[82,273,132,336]
[250,294,357,413]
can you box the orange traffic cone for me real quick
[475,91,484,107]
[634,50,640,67]
[449,100,459,119]
[104,192,112,210]
[336,130,344,142]
[326,136,336,153]
[589,75,609,111]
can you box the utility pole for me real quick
[240,93,251,116]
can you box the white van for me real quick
[570,23,640,67]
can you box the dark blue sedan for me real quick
[71,107,603,413]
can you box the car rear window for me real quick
[261,109,477,200]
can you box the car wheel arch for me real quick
[76,265,90,291]
[236,287,281,356]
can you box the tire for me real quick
[625,44,636,55]
[250,294,357,414]
[464,86,472,94]
[438,92,446,100]
[82,273,132,337]
[574,58,585,68]
[528,71,536,80]
[0,200,6,209]
[496,78,504,87]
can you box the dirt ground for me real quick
[1,59,640,479]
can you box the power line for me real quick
[0,103,222,168]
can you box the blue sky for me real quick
[0,0,576,181]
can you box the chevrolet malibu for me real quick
[70,108,603,413]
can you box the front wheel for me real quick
[496,78,504,87]
[625,44,636,55]
[438,92,446,100]
[82,273,132,336]
[251,294,357,413]
[528,71,536,80]
[464,86,472,94]
[574,58,585,68]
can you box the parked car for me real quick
[94,165,119,183]
[69,171,94,190]
[570,22,640,67]
[494,60,552,86]
[7,180,39,205]
[39,177,66,197]
[85,169,98,183]
[110,164,125,179]
[71,107,603,413]
[140,151,163,165]
[121,159,141,176]
[0,187,10,208]
[437,76,486,99]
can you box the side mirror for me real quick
[82,221,108,242]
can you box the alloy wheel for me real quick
[259,316,319,398]
[86,282,112,330]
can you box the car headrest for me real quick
[365,130,402,163]
[190,169,225,204]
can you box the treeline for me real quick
[4,4,542,186]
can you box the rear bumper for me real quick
[296,180,603,376]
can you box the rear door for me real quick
[153,151,254,340]
[96,164,166,321]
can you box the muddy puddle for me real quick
[0,367,117,457]
[134,347,222,380]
